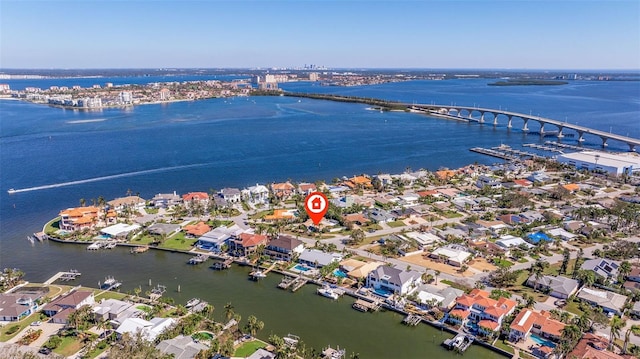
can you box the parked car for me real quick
[30,321,41,326]
[38,347,51,355]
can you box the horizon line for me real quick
[1,67,639,72]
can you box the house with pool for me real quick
[447,289,516,335]
[366,265,422,296]
[508,309,565,344]
[297,249,343,268]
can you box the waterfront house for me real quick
[247,349,276,359]
[366,265,422,296]
[264,235,304,261]
[116,317,176,342]
[415,285,464,310]
[298,182,317,195]
[156,335,208,359]
[182,192,209,205]
[196,225,243,252]
[271,182,296,199]
[448,289,516,335]
[108,196,146,213]
[339,259,383,280]
[526,275,579,299]
[242,184,269,204]
[93,298,143,325]
[298,249,343,268]
[428,244,471,267]
[183,221,211,238]
[576,288,628,315]
[151,191,182,208]
[59,206,100,231]
[219,188,242,203]
[343,175,372,189]
[229,232,269,257]
[0,293,40,322]
[580,258,620,282]
[100,223,141,239]
[147,223,181,236]
[435,170,457,181]
[631,301,640,318]
[508,309,565,343]
[43,290,95,323]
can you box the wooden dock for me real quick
[278,276,295,289]
[352,299,381,312]
[44,270,81,285]
[130,246,149,254]
[210,258,233,270]
[290,277,308,292]
[402,314,422,326]
[443,333,474,353]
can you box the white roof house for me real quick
[101,223,141,238]
[577,288,628,315]
[116,317,176,341]
[547,228,577,241]
[429,244,471,267]
[298,249,343,268]
[496,235,533,249]
[403,231,440,246]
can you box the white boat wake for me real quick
[7,163,209,194]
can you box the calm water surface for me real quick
[1,77,638,357]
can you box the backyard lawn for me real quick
[53,335,83,357]
[159,232,197,251]
[234,340,267,357]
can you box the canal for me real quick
[34,241,501,358]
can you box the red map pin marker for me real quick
[304,192,328,225]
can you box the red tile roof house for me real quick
[42,290,95,324]
[183,221,211,238]
[508,309,565,344]
[229,233,269,257]
[181,192,209,205]
[271,182,296,200]
[447,289,516,336]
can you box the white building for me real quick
[366,265,422,296]
[429,244,472,267]
[557,151,640,176]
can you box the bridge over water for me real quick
[409,104,640,152]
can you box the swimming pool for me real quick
[294,264,311,272]
[333,269,347,278]
[373,287,392,297]
[530,334,556,348]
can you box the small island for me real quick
[488,79,569,86]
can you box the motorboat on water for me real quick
[317,286,340,300]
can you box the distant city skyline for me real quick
[1,0,639,70]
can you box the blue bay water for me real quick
[0,77,638,356]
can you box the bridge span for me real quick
[409,104,640,152]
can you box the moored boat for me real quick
[317,286,340,300]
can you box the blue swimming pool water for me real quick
[530,334,556,348]
[333,269,347,278]
[373,287,392,297]
[527,232,552,244]
[294,264,310,272]
[97,234,111,240]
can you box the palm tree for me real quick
[224,302,234,322]
[609,315,626,351]
[244,315,265,337]
[623,325,640,354]
[434,270,440,285]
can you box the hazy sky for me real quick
[1,0,639,69]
